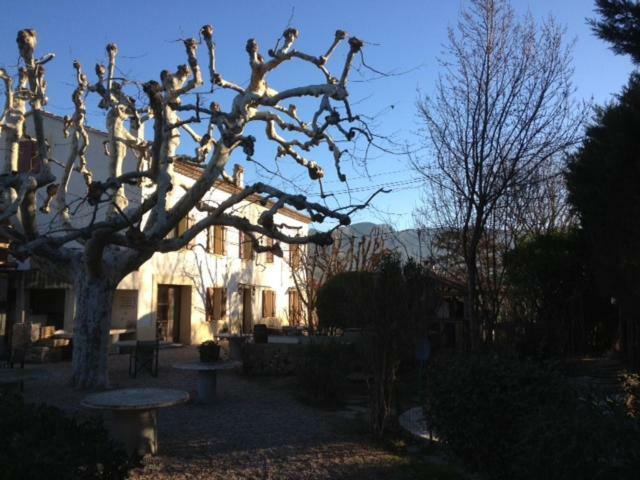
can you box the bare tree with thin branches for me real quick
[412,0,585,349]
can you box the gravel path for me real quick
[22,346,407,479]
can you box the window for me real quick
[167,215,195,248]
[262,289,276,318]
[265,237,274,263]
[239,231,253,260]
[18,139,41,174]
[288,289,301,326]
[206,287,227,322]
[289,243,301,270]
[207,225,226,255]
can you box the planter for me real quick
[198,341,221,363]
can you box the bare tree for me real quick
[0,27,381,389]
[412,0,584,349]
[290,227,387,332]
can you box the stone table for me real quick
[82,388,189,456]
[173,361,241,403]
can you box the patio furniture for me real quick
[82,388,189,456]
[172,360,241,403]
[128,340,159,378]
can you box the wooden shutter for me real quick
[205,287,215,322]
[187,216,196,248]
[212,288,222,321]
[221,288,227,318]
[207,226,214,252]
[289,290,300,326]
[214,226,225,255]
[266,237,274,263]
[18,140,40,174]
[262,290,275,318]
[239,231,245,259]
[240,231,253,260]
[290,244,300,269]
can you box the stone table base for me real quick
[111,408,158,456]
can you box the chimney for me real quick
[233,164,245,188]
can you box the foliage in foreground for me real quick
[503,229,617,356]
[295,341,352,408]
[0,393,129,480]
[317,255,442,436]
[424,353,640,480]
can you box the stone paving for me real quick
[21,346,409,479]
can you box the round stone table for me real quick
[82,388,189,456]
[173,361,241,403]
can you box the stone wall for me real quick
[242,343,304,376]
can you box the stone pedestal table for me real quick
[82,388,189,457]
[172,361,241,403]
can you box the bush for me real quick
[316,271,375,332]
[296,341,351,408]
[0,392,130,480]
[424,354,640,480]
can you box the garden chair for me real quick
[128,340,159,378]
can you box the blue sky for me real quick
[1,0,635,229]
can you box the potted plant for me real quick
[198,340,221,363]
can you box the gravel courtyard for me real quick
[21,346,419,480]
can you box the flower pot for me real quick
[198,343,220,363]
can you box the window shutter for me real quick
[205,287,215,322]
[262,290,267,317]
[213,288,222,321]
[221,288,227,318]
[290,244,300,269]
[266,237,274,263]
[207,227,214,252]
[289,290,300,325]
[271,291,276,317]
[214,226,225,255]
[239,231,245,259]
[18,140,40,174]
[187,215,196,248]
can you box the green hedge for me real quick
[424,354,640,480]
[0,392,130,480]
[296,341,352,408]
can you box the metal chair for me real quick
[128,340,159,378]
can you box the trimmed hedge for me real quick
[424,354,640,480]
[0,392,130,480]
[296,341,352,407]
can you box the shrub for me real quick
[0,392,130,480]
[316,271,375,332]
[296,341,351,408]
[424,353,640,480]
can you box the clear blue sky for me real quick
[1,0,635,229]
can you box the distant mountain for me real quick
[331,222,445,263]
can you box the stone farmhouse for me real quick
[0,113,307,350]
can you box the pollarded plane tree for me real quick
[0,27,379,389]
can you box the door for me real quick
[242,286,253,334]
[157,285,182,342]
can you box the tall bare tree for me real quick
[412,0,584,348]
[0,27,380,388]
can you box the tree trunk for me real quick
[72,275,116,389]
[465,257,480,351]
